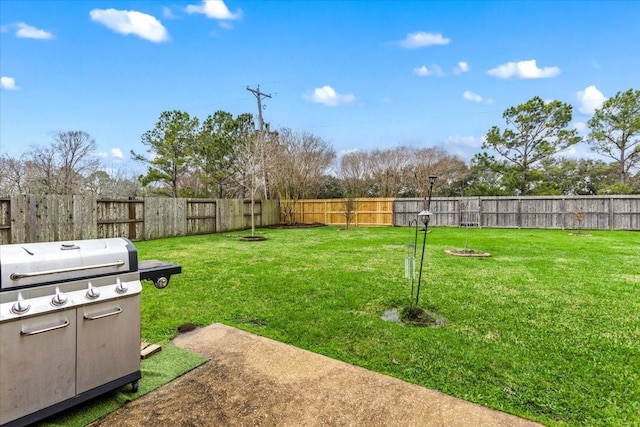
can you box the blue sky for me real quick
[1,0,639,174]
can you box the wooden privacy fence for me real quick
[281,198,395,226]
[0,196,280,244]
[284,195,640,230]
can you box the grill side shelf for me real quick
[139,261,181,289]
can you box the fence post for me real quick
[609,196,614,230]
[517,197,521,228]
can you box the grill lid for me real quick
[0,238,138,290]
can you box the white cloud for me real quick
[399,31,450,49]
[305,86,356,107]
[487,59,560,79]
[111,148,124,159]
[572,121,589,135]
[444,135,483,160]
[414,65,430,77]
[462,90,493,105]
[0,76,19,90]
[379,97,392,104]
[15,22,54,39]
[446,135,483,149]
[185,0,243,20]
[90,9,169,42]
[413,65,444,77]
[453,61,469,75]
[576,85,606,115]
[162,6,179,19]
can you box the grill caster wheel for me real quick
[131,380,139,393]
[154,276,169,289]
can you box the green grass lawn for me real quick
[135,226,639,426]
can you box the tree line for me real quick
[1,89,638,199]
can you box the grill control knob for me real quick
[11,294,30,315]
[51,290,68,306]
[115,278,128,294]
[85,283,100,300]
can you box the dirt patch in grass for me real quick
[400,306,447,327]
[445,249,491,257]
[239,235,268,241]
[268,222,326,229]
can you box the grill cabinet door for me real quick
[76,295,141,394]
[0,311,76,425]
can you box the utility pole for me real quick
[247,85,272,199]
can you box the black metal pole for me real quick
[414,177,437,307]
[415,219,428,306]
[408,218,419,302]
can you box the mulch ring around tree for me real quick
[268,222,326,229]
[239,235,268,241]
[445,249,491,257]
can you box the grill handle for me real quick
[84,307,123,320]
[21,319,70,336]
[10,260,126,280]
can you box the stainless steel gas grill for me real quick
[0,238,178,427]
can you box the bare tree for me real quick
[53,131,101,194]
[367,147,412,197]
[269,128,335,224]
[235,128,262,235]
[23,131,100,195]
[28,145,60,194]
[410,147,468,197]
[85,165,143,198]
[338,151,371,229]
[0,153,30,194]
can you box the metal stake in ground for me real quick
[406,218,419,301]
[414,175,437,308]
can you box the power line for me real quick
[246,85,273,199]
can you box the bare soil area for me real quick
[90,324,543,427]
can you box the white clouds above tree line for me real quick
[576,85,606,115]
[413,65,444,77]
[414,61,468,77]
[487,59,560,79]
[185,0,243,21]
[90,9,169,42]
[88,1,240,42]
[0,76,19,90]
[399,31,451,49]
[463,91,493,105]
[305,86,356,107]
[453,61,469,74]
[15,22,54,39]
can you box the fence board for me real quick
[2,196,280,244]
[145,198,187,240]
[0,198,10,244]
[187,199,217,235]
[611,197,640,230]
[284,198,394,226]
[295,195,640,231]
[218,199,246,232]
[97,199,144,239]
[2,194,637,245]
[261,200,281,225]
